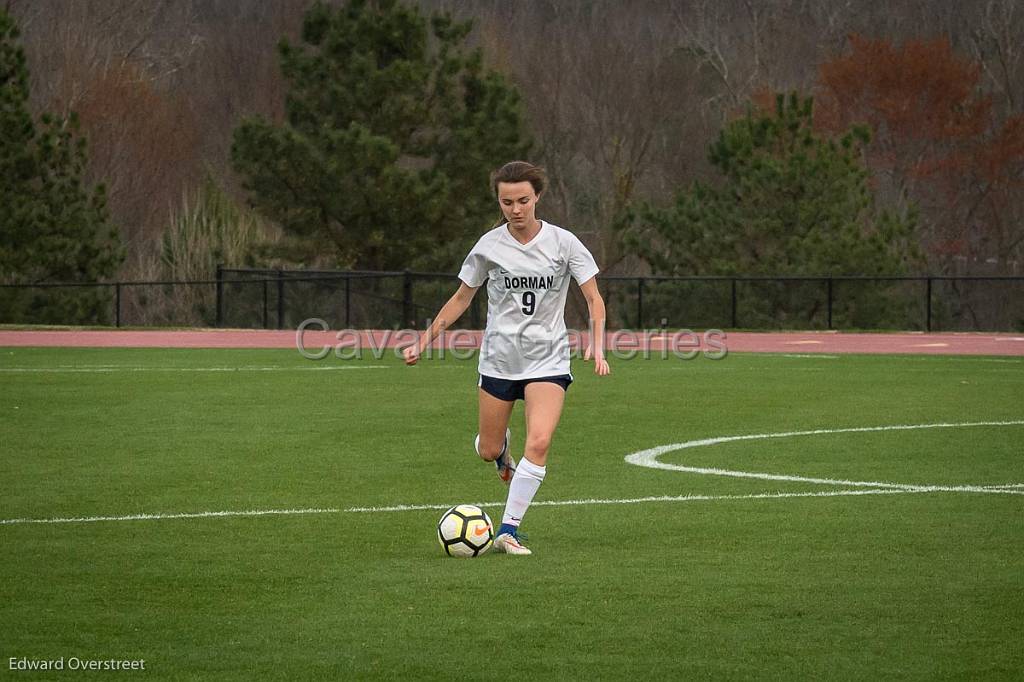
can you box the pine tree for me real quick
[623,94,922,328]
[231,0,530,272]
[0,8,122,324]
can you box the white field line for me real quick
[0,507,343,525]
[749,355,1024,364]
[780,354,840,359]
[0,488,967,526]
[624,420,1024,492]
[0,365,388,373]
[4,486,1023,527]
[4,421,1021,528]
[671,366,1024,374]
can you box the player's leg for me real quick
[474,380,518,487]
[475,387,515,462]
[494,380,566,555]
[520,380,566,467]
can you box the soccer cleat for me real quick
[494,428,516,484]
[475,428,516,484]
[493,530,532,556]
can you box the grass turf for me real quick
[1,347,1022,679]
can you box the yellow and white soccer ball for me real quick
[437,505,493,557]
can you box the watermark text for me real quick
[295,319,728,361]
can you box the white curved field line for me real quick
[624,420,1024,494]
[2,421,1021,527]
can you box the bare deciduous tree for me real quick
[5,0,1021,288]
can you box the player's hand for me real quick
[403,344,421,365]
[584,345,611,375]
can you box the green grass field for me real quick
[2,346,1023,679]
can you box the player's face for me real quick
[497,181,539,229]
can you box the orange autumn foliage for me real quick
[816,34,1024,268]
[51,61,200,255]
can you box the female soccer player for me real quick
[404,161,610,556]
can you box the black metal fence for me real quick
[2,267,1023,332]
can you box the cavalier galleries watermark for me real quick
[9,657,145,672]
[294,319,727,361]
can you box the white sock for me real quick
[501,457,546,528]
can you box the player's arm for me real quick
[404,282,479,365]
[579,277,610,376]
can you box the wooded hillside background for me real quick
[5,0,1022,287]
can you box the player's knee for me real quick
[525,433,552,456]
[477,440,503,462]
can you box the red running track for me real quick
[1,329,1023,356]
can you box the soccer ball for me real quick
[437,505,493,557]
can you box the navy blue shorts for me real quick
[478,374,573,402]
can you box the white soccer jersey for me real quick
[458,220,600,379]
